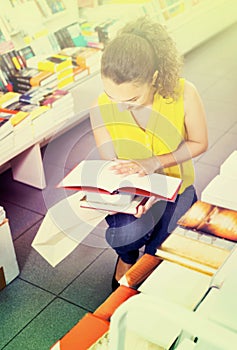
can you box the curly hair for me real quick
[101,16,183,100]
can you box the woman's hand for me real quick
[110,157,162,176]
[134,196,159,218]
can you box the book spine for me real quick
[63,28,75,47]
[54,31,65,50]
[1,54,15,78]
[7,50,23,71]
[18,46,35,61]
[11,75,31,84]
[0,69,8,92]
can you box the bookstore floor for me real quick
[0,22,237,349]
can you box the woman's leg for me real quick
[144,185,198,255]
[105,205,161,264]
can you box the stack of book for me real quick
[0,49,27,92]
[0,109,14,153]
[18,87,74,134]
[59,47,90,81]
[80,21,103,49]
[0,92,20,108]
[153,199,237,278]
[60,46,102,74]
[54,22,87,49]
[0,100,34,146]
[39,88,75,124]
[3,99,51,140]
[37,54,74,89]
[10,67,57,93]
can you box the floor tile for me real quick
[198,132,237,168]
[0,169,47,216]
[194,162,220,199]
[203,77,237,105]
[0,279,54,349]
[14,221,107,295]
[203,98,237,132]
[60,248,117,312]
[0,199,43,240]
[42,118,97,169]
[3,297,87,350]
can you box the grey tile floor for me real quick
[0,22,237,349]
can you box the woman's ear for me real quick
[152,70,159,86]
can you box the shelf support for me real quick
[11,144,46,189]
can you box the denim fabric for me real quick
[105,185,197,264]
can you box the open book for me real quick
[58,160,182,202]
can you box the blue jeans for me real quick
[105,185,197,264]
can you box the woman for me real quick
[89,16,208,290]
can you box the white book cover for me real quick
[201,175,237,211]
[138,260,211,310]
[58,160,182,202]
[220,150,237,179]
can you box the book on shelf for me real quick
[19,86,53,105]
[220,150,237,180]
[0,68,9,92]
[201,150,237,211]
[73,65,90,81]
[12,81,32,93]
[177,200,237,242]
[7,50,26,71]
[156,226,233,275]
[11,67,57,88]
[59,46,102,72]
[39,89,73,107]
[0,54,16,80]
[17,46,35,62]
[154,201,237,275]
[0,92,20,108]
[1,101,50,121]
[58,159,183,202]
[138,260,212,311]
[0,117,14,139]
[54,28,76,49]
[0,108,28,127]
[37,54,72,73]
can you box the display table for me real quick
[0,73,103,189]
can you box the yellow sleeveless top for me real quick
[97,78,194,194]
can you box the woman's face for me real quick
[102,77,154,111]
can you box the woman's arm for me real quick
[113,80,208,176]
[158,80,208,168]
